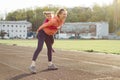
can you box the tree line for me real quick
[1,3,120,33]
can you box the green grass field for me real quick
[0,39,120,54]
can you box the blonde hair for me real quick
[56,8,67,17]
[43,11,54,15]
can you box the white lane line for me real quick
[0,61,27,73]
[2,51,120,71]
[53,55,120,70]
[83,61,120,70]
[40,54,120,70]
[93,77,120,80]
[0,61,46,80]
[1,46,120,72]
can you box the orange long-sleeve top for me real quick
[37,16,64,35]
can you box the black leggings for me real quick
[32,30,53,61]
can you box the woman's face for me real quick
[59,11,67,20]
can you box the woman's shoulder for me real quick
[50,17,58,22]
[43,19,49,23]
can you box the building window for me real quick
[20,30,21,32]
[16,25,18,27]
[7,25,9,27]
[16,30,18,32]
[11,30,13,32]
[3,25,5,27]
[11,25,13,27]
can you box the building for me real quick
[57,22,109,39]
[0,20,32,39]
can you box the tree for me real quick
[89,4,106,22]
[114,0,120,32]
[5,4,118,33]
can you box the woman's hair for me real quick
[56,8,67,17]
[43,11,54,15]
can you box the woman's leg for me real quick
[51,35,54,44]
[32,30,46,61]
[29,30,46,73]
[45,35,58,70]
[45,35,52,62]
[50,35,55,52]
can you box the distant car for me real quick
[27,35,34,39]
[4,36,10,39]
[0,35,9,39]
[69,36,81,39]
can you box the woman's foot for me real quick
[29,66,37,74]
[48,64,58,70]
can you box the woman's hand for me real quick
[57,26,61,29]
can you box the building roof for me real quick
[0,20,31,24]
[64,22,108,25]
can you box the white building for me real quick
[0,20,32,39]
[57,22,109,39]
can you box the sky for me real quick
[0,0,113,16]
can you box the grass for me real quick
[0,39,120,54]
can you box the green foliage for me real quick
[0,15,4,21]
[5,6,60,31]
[5,3,120,32]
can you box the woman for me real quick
[29,8,67,74]
[43,11,55,53]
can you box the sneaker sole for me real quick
[31,72,37,74]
